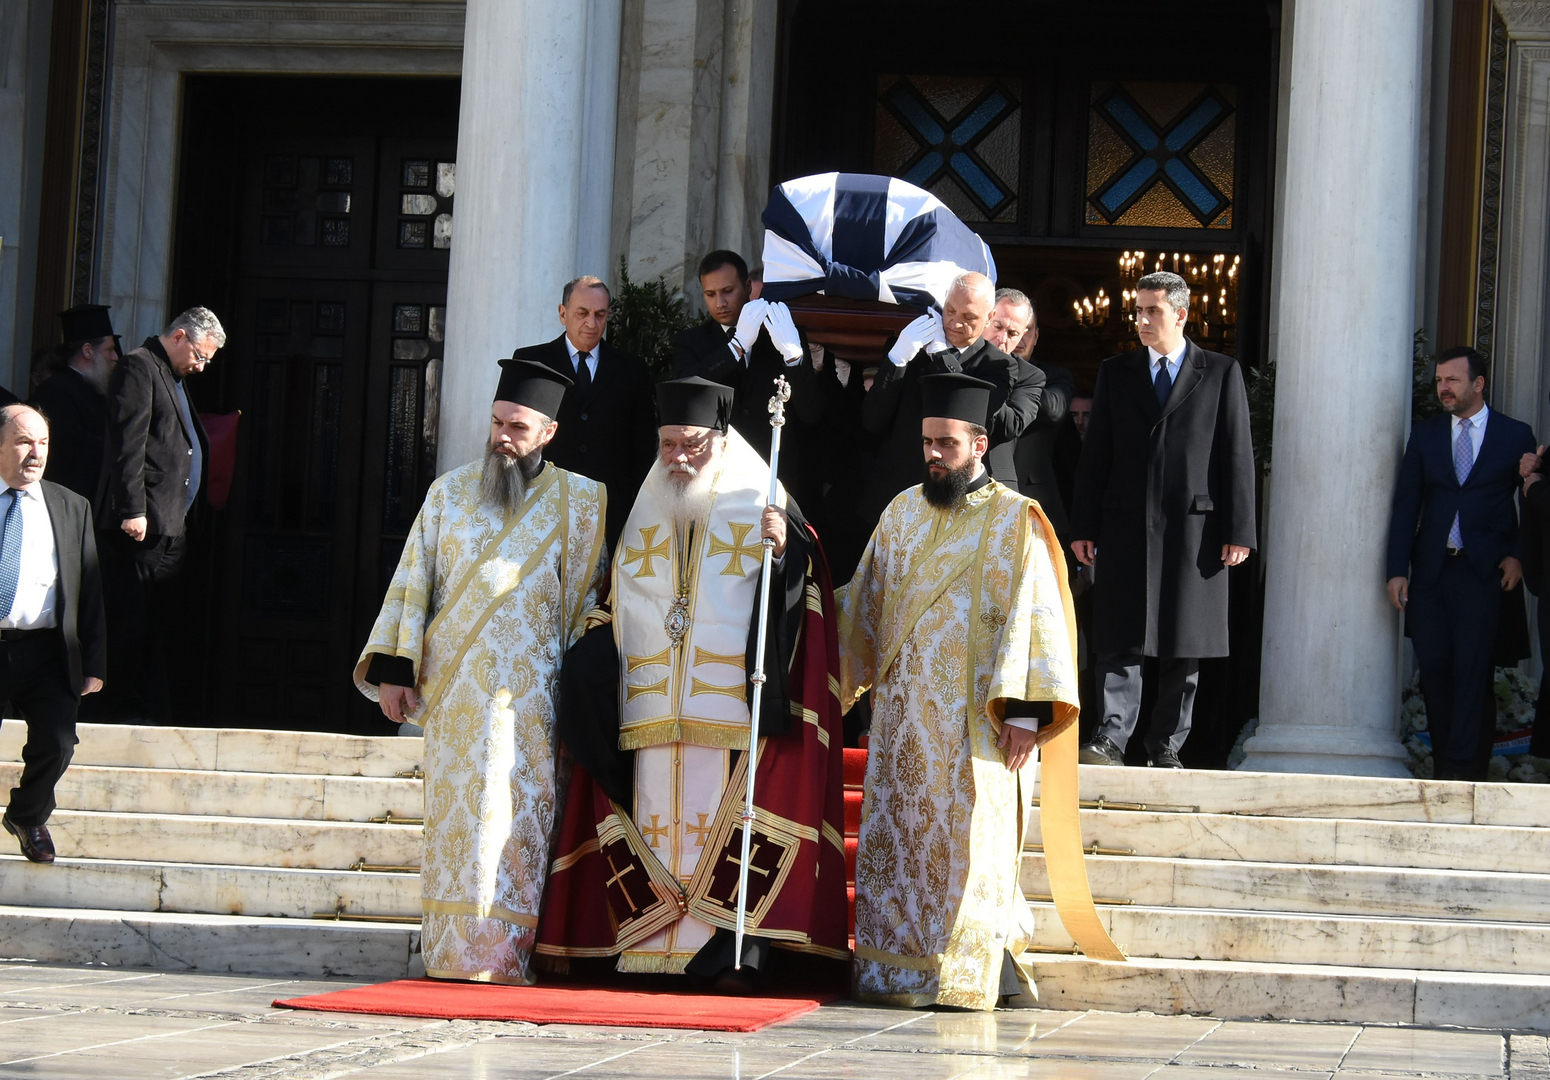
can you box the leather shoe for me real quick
[1149,748,1184,769]
[1079,735,1125,766]
[2,814,55,863]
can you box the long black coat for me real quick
[40,480,107,695]
[517,334,657,549]
[101,338,209,537]
[1013,360,1074,548]
[1071,342,1256,658]
[861,336,1042,528]
[32,367,107,504]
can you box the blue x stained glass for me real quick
[1090,86,1233,226]
[878,77,1019,218]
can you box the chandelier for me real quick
[1074,250,1241,341]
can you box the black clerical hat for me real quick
[657,376,734,431]
[920,372,994,424]
[495,357,572,418]
[57,304,117,346]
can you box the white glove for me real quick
[887,311,942,366]
[731,298,769,361]
[763,302,805,364]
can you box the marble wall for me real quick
[0,0,54,394]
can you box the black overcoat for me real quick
[32,367,107,504]
[1013,360,1074,548]
[1070,341,1256,658]
[100,338,209,537]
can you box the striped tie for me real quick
[1448,417,1474,550]
[0,490,23,619]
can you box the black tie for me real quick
[574,351,592,391]
[1154,361,1172,407]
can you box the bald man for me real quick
[859,272,1043,529]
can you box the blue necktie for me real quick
[1449,417,1474,549]
[1154,359,1173,407]
[0,490,24,619]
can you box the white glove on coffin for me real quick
[887,310,944,366]
[763,302,805,364]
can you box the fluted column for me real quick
[439,0,623,471]
[1239,0,1421,776]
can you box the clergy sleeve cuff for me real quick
[1002,699,1053,731]
[365,653,415,687]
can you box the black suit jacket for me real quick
[1387,409,1537,586]
[1013,360,1074,547]
[32,367,107,504]
[39,481,106,696]
[101,338,209,537]
[1071,341,1256,658]
[860,335,1042,527]
[515,334,656,547]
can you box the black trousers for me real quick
[1094,652,1200,756]
[99,530,187,722]
[1,630,80,827]
[1409,555,1501,780]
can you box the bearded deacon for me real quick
[354,358,608,984]
[538,376,847,990]
[838,373,1123,1011]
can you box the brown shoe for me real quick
[2,814,54,863]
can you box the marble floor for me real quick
[0,961,1536,1080]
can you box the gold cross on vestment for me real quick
[623,525,670,578]
[980,604,1007,630]
[708,522,762,577]
[685,812,712,848]
[723,842,770,904]
[605,855,639,912]
[642,814,669,849]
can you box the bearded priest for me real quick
[837,372,1123,1010]
[354,357,609,985]
[537,376,848,991]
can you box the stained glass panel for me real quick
[402,160,431,188]
[324,157,353,187]
[398,220,427,249]
[316,302,346,331]
[320,217,350,247]
[1086,81,1235,229]
[436,162,456,197]
[392,338,430,360]
[393,304,424,333]
[874,75,1020,221]
[432,213,453,249]
[427,306,446,343]
[401,194,437,215]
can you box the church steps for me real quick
[1029,806,1550,873]
[1019,953,1550,1030]
[36,809,423,870]
[0,854,420,921]
[1029,901,1550,976]
[0,904,420,980]
[1020,853,1550,923]
[0,723,424,777]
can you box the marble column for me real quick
[439,0,624,472]
[1239,0,1422,776]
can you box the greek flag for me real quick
[759,172,997,312]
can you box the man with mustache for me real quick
[355,357,608,984]
[1388,347,1536,779]
[539,376,847,992]
[836,373,1111,1009]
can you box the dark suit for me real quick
[1387,407,1537,779]
[31,367,107,503]
[1013,360,1074,548]
[98,337,208,721]
[2,481,106,827]
[861,336,1042,529]
[1071,341,1256,757]
[515,334,656,549]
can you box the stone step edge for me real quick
[1025,899,1550,935]
[1021,850,1550,884]
[0,852,420,881]
[0,762,425,784]
[1019,952,1550,1032]
[0,902,418,934]
[32,807,424,830]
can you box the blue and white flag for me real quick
[759,172,996,312]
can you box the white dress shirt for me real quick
[1452,405,1489,472]
[1148,343,1186,384]
[0,485,58,630]
[564,337,599,381]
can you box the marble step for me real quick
[0,903,420,980]
[0,722,423,777]
[1030,901,1550,975]
[0,762,424,822]
[1021,953,1550,1032]
[0,853,421,920]
[1059,763,1550,827]
[12,809,422,870]
[1029,806,1550,873]
[1021,853,1550,923]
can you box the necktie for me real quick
[1449,417,1475,550]
[1154,359,1173,407]
[0,490,24,619]
[574,352,592,392]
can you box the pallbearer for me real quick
[354,358,608,984]
[837,373,1122,1010]
[537,376,847,991]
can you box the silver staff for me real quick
[735,374,791,970]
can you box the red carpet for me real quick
[273,979,838,1032]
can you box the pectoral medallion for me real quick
[665,592,692,648]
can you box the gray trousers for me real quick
[1094,652,1200,756]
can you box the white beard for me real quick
[644,453,718,531]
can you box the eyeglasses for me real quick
[190,342,217,366]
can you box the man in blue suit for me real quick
[1387,346,1537,780]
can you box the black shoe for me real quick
[2,813,55,863]
[1079,735,1125,766]
[1148,748,1183,769]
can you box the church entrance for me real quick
[168,76,459,733]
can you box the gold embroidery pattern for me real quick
[690,677,746,700]
[624,525,670,578]
[627,648,671,673]
[693,647,745,670]
[627,678,670,702]
[706,522,762,576]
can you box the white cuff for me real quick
[1003,716,1040,731]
